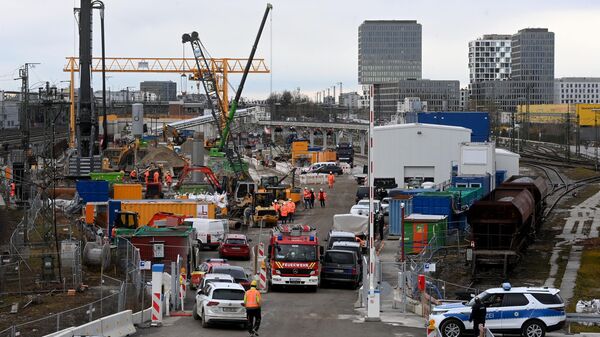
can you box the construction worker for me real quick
[273,199,281,219]
[144,170,150,184]
[280,200,289,224]
[309,188,315,209]
[119,170,126,182]
[244,280,262,336]
[165,172,173,190]
[129,169,138,182]
[318,188,327,208]
[327,171,335,189]
[9,182,15,198]
[303,187,311,210]
[153,170,160,184]
[287,199,295,222]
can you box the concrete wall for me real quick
[373,123,471,185]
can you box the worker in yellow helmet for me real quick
[244,280,262,336]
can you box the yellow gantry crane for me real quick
[63,57,270,147]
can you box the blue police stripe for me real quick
[443,308,565,322]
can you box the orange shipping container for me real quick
[120,200,216,226]
[85,204,95,224]
[113,184,143,200]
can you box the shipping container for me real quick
[76,180,110,203]
[388,188,439,197]
[445,187,484,208]
[417,112,490,142]
[403,214,447,254]
[451,174,491,195]
[120,200,212,226]
[90,172,124,183]
[113,184,143,200]
[388,196,413,236]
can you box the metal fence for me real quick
[0,239,145,337]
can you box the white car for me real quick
[430,283,565,337]
[199,273,235,290]
[381,197,391,215]
[193,282,247,328]
[350,199,381,216]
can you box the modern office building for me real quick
[468,34,512,83]
[358,20,422,84]
[470,28,554,112]
[140,81,177,101]
[375,79,460,121]
[554,77,600,104]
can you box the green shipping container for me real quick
[403,214,447,254]
[90,172,124,184]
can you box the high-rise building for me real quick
[554,77,600,104]
[358,20,422,84]
[375,79,460,120]
[140,81,177,101]
[468,34,512,83]
[470,28,554,112]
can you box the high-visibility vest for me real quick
[244,288,261,308]
[273,203,280,212]
[144,171,150,183]
[130,170,137,179]
[288,202,296,213]
[318,191,327,200]
[153,171,160,183]
[165,174,172,184]
[10,183,15,197]
[328,174,335,183]
[280,203,289,216]
[303,190,311,199]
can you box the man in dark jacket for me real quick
[469,297,486,337]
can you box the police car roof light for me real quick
[278,235,283,240]
[502,282,511,291]
[309,235,314,241]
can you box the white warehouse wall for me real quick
[373,123,471,186]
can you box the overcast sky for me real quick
[1,0,599,100]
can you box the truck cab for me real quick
[267,224,324,291]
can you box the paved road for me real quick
[135,175,424,337]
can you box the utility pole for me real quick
[593,109,600,171]
[576,109,581,156]
[566,107,571,162]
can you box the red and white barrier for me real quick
[179,272,186,311]
[151,264,164,326]
[257,243,268,293]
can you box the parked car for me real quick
[218,234,251,260]
[381,197,391,215]
[184,218,229,250]
[193,282,247,328]
[211,265,252,290]
[199,273,235,290]
[310,164,343,175]
[326,231,358,250]
[320,250,361,288]
[300,161,337,174]
[331,241,363,261]
[430,283,566,337]
[355,186,369,203]
[350,199,382,216]
[191,259,230,289]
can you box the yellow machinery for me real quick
[252,191,278,226]
[63,56,269,147]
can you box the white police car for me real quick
[429,283,565,337]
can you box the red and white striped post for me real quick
[151,264,164,326]
[366,84,381,321]
[179,268,187,311]
[257,243,268,293]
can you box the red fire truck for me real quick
[267,224,323,291]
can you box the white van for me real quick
[301,161,337,173]
[184,218,229,250]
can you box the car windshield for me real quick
[331,237,356,245]
[212,267,247,280]
[274,244,317,262]
[212,289,245,300]
[324,252,355,264]
[333,245,360,255]
[467,291,489,306]
[204,279,233,286]
[226,238,246,245]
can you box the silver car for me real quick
[193,282,247,328]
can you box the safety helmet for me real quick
[329,171,332,174]
[274,199,278,202]
[320,188,323,191]
[251,280,257,287]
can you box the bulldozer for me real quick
[252,191,278,227]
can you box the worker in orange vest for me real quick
[9,182,15,198]
[144,170,150,184]
[129,169,138,182]
[153,170,160,183]
[318,188,327,208]
[327,172,335,189]
[273,199,281,219]
[287,199,296,222]
[165,172,173,190]
[244,280,262,336]
[280,200,289,224]
[302,187,311,210]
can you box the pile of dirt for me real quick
[139,145,187,169]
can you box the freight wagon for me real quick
[467,175,547,277]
